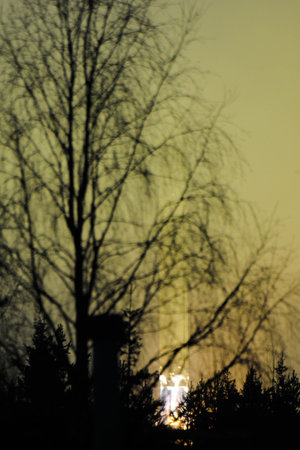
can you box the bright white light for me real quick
[159,374,167,386]
[159,373,188,428]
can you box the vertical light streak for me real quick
[160,373,188,428]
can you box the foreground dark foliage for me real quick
[0,318,299,449]
[178,355,300,445]
[0,319,79,449]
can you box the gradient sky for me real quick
[192,0,300,260]
[2,0,298,371]
[3,2,299,249]
[189,0,300,371]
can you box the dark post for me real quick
[88,314,126,450]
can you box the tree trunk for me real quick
[74,308,91,448]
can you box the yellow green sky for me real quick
[181,0,300,373]
[3,2,300,243]
[2,0,298,372]
[195,0,300,258]
[3,2,300,253]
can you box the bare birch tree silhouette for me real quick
[0,0,298,408]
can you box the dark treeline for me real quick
[0,316,164,450]
[177,356,300,445]
[0,318,299,449]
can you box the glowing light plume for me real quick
[160,373,188,428]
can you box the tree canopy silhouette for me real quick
[0,0,298,410]
[177,355,299,444]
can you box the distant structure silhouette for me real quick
[88,315,126,450]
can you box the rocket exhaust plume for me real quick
[160,373,188,428]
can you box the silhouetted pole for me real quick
[88,314,126,450]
